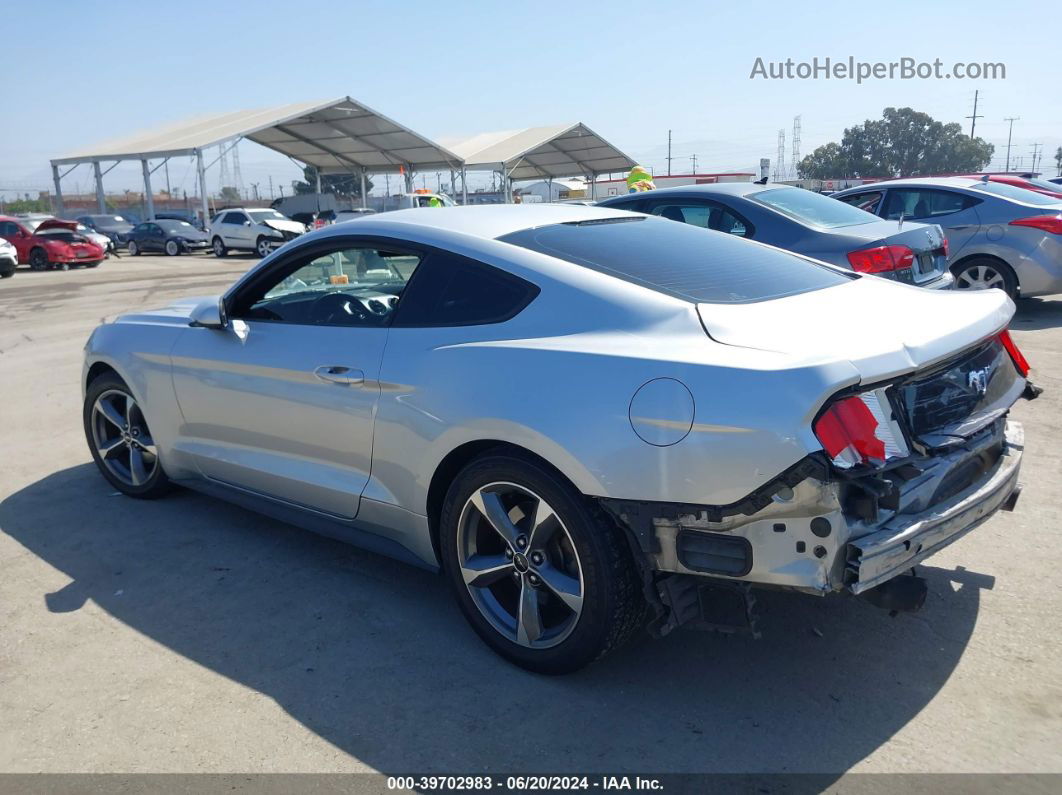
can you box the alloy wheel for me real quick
[457,482,584,649]
[89,389,159,487]
[256,238,272,257]
[956,264,1005,291]
[165,240,179,256]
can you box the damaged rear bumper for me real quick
[845,421,1023,594]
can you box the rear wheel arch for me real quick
[426,440,587,564]
[950,253,1019,296]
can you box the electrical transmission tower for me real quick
[774,129,785,181]
[232,142,244,199]
[791,115,802,179]
[218,144,231,194]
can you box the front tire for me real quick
[212,237,228,258]
[127,240,140,256]
[83,373,171,499]
[255,236,273,258]
[440,452,645,674]
[952,257,1018,299]
[164,239,180,256]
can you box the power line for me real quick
[1003,117,1020,171]
[966,90,983,137]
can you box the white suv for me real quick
[209,208,307,258]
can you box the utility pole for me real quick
[966,90,983,137]
[1004,117,1020,172]
[689,154,698,173]
[268,176,274,199]
[666,130,673,176]
[1029,143,1041,175]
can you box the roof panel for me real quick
[439,123,636,179]
[52,96,463,173]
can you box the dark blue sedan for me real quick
[127,219,209,257]
[597,183,954,289]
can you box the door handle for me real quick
[313,365,364,385]
[945,225,974,230]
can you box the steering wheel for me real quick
[310,292,373,325]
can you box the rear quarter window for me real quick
[499,216,852,304]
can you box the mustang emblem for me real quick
[968,367,991,396]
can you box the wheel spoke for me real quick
[129,446,148,486]
[97,397,125,429]
[124,394,136,423]
[516,580,543,646]
[526,499,559,549]
[137,435,158,457]
[469,489,520,548]
[461,554,514,587]
[535,563,583,613]
[98,437,124,460]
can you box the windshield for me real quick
[499,216,852,304]
[248,209,289,223]
[750,187,878,228]
[158,220,197,233]
[973,182,1062,206]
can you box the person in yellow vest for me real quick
[428,196,442,208]
[626,165,656,193]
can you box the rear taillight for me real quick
[1009,214,1062,235]
[998,329,1030,377]
[813,389,910,469]
[939,236,949,257]
[846,244,916,274]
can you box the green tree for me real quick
[798,107,994,179]
[294,165,374,198]
[219,187,241,202]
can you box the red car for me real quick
[0,217,106,271]
[961,174,1062,201]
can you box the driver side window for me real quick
[233,244,422,327]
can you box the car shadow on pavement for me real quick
[1,465,993,776]
[1012,296,1062,331]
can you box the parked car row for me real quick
[0,216,106,272]
[597,175,1062,300]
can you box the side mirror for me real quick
[189,298,227,329]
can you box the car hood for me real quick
[697,277,1013,382]
[262,219,305,234]
[35,219,79,233]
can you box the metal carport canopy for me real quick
[50,96,464,219]
[440,123,637,181]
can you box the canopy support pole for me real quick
[404,168,413,193]
[589,172,597,200]
[51,164,64,217]
[461,167,468,205]
[360,169,368,209]
[93,162,106,212]
[449,170,456,201]
[141,159,155,220]
[196,150,209,229]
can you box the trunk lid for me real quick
[697,277,1014,383]
[838,219,948,284]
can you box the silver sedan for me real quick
[82,205,1032,673]
[833,177,1062,298]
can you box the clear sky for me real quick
[2,0,1059,201]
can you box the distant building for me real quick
[516,178,588,203]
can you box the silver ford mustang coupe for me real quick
[82,204,1034,673]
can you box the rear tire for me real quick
[952,257,1018,299]
[164,240,180,256]
[29,248,48,271]
[212,237,228,258]
[440,451,646,674]
[83,372,172,499]
[0,269,13,278]
[127,240,140,256]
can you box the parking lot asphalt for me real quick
[0,253,1060,776]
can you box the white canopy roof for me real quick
[52,97,463,174]
[440,123,636,180]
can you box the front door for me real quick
[169,240,421,518]
[880,187,982,258]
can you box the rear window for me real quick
[750,187,878,228]
[972,182,1062,206]
[498,217,851,304]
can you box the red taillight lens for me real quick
[813,390,909,469]
[1009,214,1062,235]
[846,244,916,274]
[940,236,949,257]
[998,329,1030,377]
